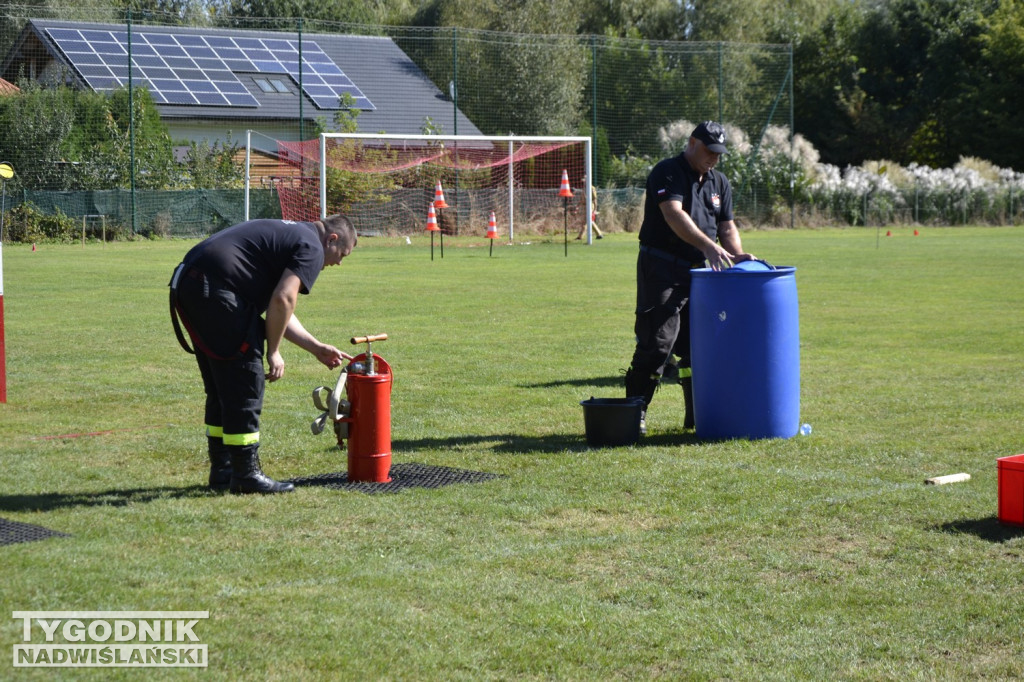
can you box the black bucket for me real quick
[580,397,645,447]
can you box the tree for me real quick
[974,0,1024,169]
[118,0,209,19]
[790,4,868,166]
[576,0,688,42]
[81,87,176,189]
[177,138,243,189]
[0,80,76,190]
[683,0,841,44]
[593,32,696,160]
[209,0,374,24]
[848,0,991,167]
[792,0,998,169]
[407,0,589,137]
[686,0,774,43]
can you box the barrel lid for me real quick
[691,260,795,277]
[729,259,773,272]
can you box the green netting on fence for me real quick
[1,189,280,241]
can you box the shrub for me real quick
[1,202,78,243]
[609,119,1024,227]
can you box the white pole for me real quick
[321,133,590,143]
[244,130,251,221]
[584,138,593,244]
[319,133,327,220]
[507,140,514,242]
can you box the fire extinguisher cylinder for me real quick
[344,334,392,482]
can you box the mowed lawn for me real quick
[1,226,1022,680]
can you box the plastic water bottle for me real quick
[799,423,812,436]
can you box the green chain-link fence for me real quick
[0,7,793,239]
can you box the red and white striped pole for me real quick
[0,161,13,403]
[0,240,6,403]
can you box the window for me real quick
[253,77,291,94]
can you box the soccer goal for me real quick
[246,132,594,242]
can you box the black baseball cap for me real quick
[692,121,728,153]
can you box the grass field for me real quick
[1,226,1023,680]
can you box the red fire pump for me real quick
[311,333,392,482]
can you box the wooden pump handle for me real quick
[351,333,388,345]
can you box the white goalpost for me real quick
[318,134,592,242]
[246,131,595,243]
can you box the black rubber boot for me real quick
[680,375,695,430]
[228,445,295,494]
[625,367,660,436]
[661,358,680,385]
[624,367,658,406]
[207,436,232,491]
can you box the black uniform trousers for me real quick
[629,246,702,379]
[173,268,265,446]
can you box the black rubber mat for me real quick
[289,462,502,494]
[0,518,69,546]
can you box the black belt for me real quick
[169,265,254,361]
[169,263,199,355]
[639,245,704,269]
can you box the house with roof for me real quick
[0,76,19,95]
[1,18,481,162]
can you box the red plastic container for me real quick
[997,454,1024,526]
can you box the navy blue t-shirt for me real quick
[638,153,734,262]
[183,219,324,313]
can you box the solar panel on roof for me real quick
[43,27,374,111]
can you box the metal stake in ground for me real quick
[425,203,440,261]
[563,197,568,256]
[486,211,498,257]
[433,180,448,259]
[558,169,573,257]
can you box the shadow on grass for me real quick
[392,429,699,454]
[0,485,212,513]
[932,516,1024,543]
[2,431,700,512]
[519,375,624,390]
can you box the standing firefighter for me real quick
[170,216,357,494]
[624,121,754,433]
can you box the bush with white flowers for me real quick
[611,119,1024,226]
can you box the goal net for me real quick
[247,133,593,241]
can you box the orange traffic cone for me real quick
[486,211,498,239]
[913,229,919,236]
[433,181,449,209]
[426,203,440,231]
[558,170,573,198]
[885,230,892,237]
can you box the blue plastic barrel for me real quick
[689,260,800,439]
